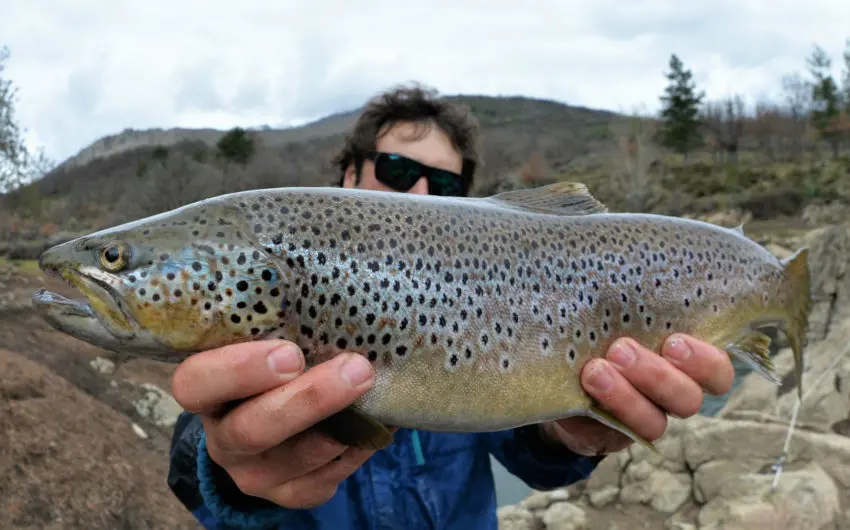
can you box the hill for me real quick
[1,95,622,232]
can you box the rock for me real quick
[541,502,587,530]
[620,462,691,513]
[131,423,148,439]
[132,383,184,427]
[89,356,115,374]
[696,463,839,530]
[629,426,687,473]
[619,461,655,504]
[588,486,618,508]
[648,470,691,514]
[765,243,793,259]
[520,490,553,511]
[549,489,570,503]
[497,505,540,530]
[585,453,623,490]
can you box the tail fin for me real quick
[780,247,812,400]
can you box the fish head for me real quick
[32,207,284,359]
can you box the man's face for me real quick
[342,121,464,196]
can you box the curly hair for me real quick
[330,83,481,186]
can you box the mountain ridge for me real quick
[53,95,618,172]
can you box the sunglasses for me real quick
[363,151,474,197]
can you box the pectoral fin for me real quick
[587,406,660,454]
[316,406,395,451]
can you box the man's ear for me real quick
[342,164,357,188]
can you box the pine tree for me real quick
[807,45,842,157]
[658,54,705,162]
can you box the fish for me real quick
[31,182,812,453]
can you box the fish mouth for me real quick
[33,264,137,341]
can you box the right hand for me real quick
[171,339,382,509]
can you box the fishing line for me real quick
[770,340,850,490]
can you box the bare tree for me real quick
[0,46,28,192]
[746,100,795,162]
[608,108,659,211]
[780,72,812,158]
[700,95,746,168]
[0,46,54,193]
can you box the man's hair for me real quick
[330,83,481,186]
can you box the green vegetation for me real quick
[0,257,41,275]
[216,127,256,165]
[658,54,705,161]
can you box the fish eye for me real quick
[99,241,130,272]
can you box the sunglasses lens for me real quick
[376,154,420,190]
[374,153,468,196]
[428,171,466,196]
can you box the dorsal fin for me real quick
[732,223,745,235]
[485,182,608,216]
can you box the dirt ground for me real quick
[0,266,201,529]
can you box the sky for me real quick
[1,0,849,164]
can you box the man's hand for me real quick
[171,340,381,509]
[543,334,735,456]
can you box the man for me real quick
[167,85,735,529]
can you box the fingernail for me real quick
[587,362,613,392]
[608,341,636,368]
[267,344,303,374]
[341,355,373,387]
[664,335,692,362]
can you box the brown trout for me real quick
[31,182,811,452]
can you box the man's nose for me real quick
[408,177,429,195]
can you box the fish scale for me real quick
[32,182,812,453]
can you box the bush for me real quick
[216,127,256,165]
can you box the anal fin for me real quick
[725,330,780,384]
[587,406,660,455]
[316,406,395,451]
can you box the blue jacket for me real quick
[167,411,603,529]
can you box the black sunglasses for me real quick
[363,151,474,197]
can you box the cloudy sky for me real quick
[1,1,849,163]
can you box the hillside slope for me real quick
[4,96,622,232]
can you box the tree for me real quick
[658,54,705,162]
[780,71,812,158]
[0,46,29,193]
[216,127,256,166]
[842,39,850,113]
[807,45,842,157]
[838,39,850,147]
[701,95,746,167]
[609,108,659,211]
[0,46,53,194]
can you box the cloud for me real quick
[1,0,848,162]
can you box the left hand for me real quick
[542,334,735,456]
